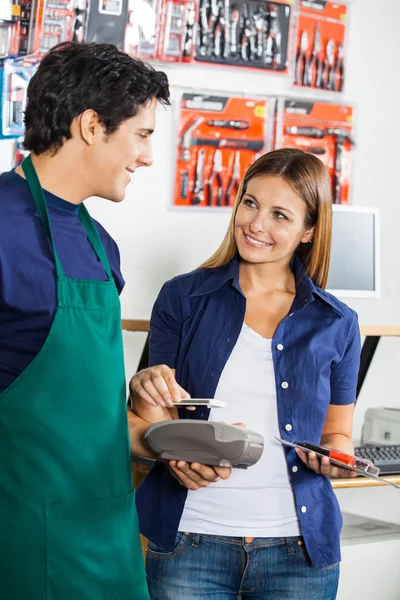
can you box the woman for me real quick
[129,148,361,600]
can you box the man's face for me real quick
[90,98,156,202]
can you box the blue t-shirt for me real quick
[0,169,125,393]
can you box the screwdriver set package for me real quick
[173,91,268,208]
[0,55,39,138]
[125,0,196,62]
[125,0,160,59]
[274,97,354,204]
[193,0,292,71]
[292,0,347,92]
[29,0,76,55]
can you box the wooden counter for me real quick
[331,475,400,489]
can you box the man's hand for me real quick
[129,365,190,408]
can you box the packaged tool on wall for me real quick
[293,0,347,92]
[29,0,76,54]
[0,55,39,138]
[193,0,292,71]
[274,98,354,204]
[124,0,160,58]
[173,91,268,208]
[127,0,293,73]
[0,1,21,58]
[73,0,129,48]
[125,0,196,62]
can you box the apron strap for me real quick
[78,205,113,280]
[22,154,65,279]
[22,155,113,281]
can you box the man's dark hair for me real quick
[24,42,170,155]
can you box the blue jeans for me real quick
[146,532,339,600]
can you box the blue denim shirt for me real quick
[136,256,361,569]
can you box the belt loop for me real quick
[286,537,295,556]
[191,533,201,547]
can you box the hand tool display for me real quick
[30,0,76,54]
[173,91,267,208]
[194,0,291,71]
[124,0,159,58]
[274,98,354,204]
[0,54,39,139]
[293,0,347,92]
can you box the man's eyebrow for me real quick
[137,128,154,134]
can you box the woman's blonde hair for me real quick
[200,148,333,289]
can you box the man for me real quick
[0,42,169,599]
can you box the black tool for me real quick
[180,117,203,161]
[192,148,205,205]
[335,42,344,91]
[265,3,281,66]
[180,171,189,199]
[192,137,264,151]
[225,150,241,205]
[240,3,256,61]
[306,21,323,88]
[295,30,308,85]
[303,146,326,155]
[206,119,249,130]
[207,149,224,206]
[285,126,325,139]
[324,39,336,90]
[326,127,355,204]
[183,2,196,57]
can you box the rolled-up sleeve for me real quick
[330,313,361,405]
[149,280,182,368]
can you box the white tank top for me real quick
[178,322,301,537]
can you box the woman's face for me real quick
[234,175,314,267]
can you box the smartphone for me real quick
[176,398,226,408]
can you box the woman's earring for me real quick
[309,240,313,245]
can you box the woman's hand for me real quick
[129,365,190,408]
[295,448,358,479]
[168,422,246,490]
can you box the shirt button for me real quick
[285,424,292,432]
[281,382,289,389]
[292,465,298,473]
[277,344,284,351]
[301,506,307,514]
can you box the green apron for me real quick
[0,156,149,600]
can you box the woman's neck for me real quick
[238,259,296,296]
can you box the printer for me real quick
[362,408,400,445]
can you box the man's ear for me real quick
[76,109,101,146]
[300,226,315,244]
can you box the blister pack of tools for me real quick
[193,0,292,71]
[125,0,196,62]
[173,91,268,208]
[293,0,347,92]
[0,55,39,138]
[273,97,354,204]
[75,0,129,48]
[29,0,76,54]
[127,0,293,72]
